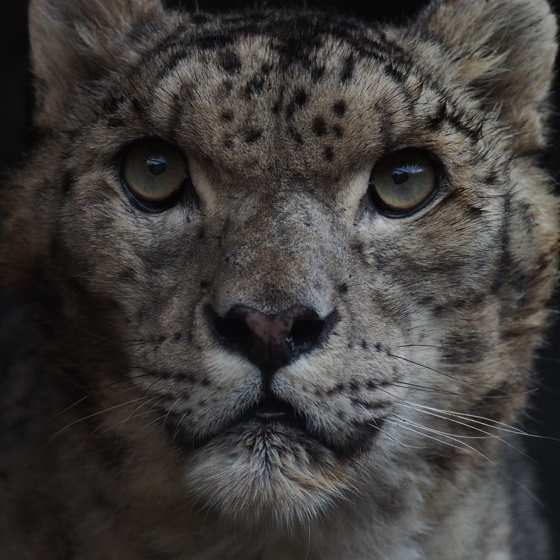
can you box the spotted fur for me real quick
[0,0,558,558]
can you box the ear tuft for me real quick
[29,0,163,130]
[416,0,557,150]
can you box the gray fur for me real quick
[0,0,558,558]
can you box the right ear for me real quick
[29,0,164,130]
[413,0,557,150]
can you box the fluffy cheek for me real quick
[182,427,351,528]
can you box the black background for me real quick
[1,0,559,555]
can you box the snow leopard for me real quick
[0,0,558,558]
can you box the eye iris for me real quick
[147,157,167,176]
[370,153,436,213]
[122,142,187,205]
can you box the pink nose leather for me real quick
[242,309,299,346]
[208,303,336,374]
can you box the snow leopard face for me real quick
[1,0,557,529]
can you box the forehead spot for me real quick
[311,65,325,82]
[294,89,308,107]
[244,75,265,98]
[244,128,263,143]
[218,49,243,74]
[312,116,327,137]
[288,125,304,145]
[333,100,346,117]
[324,146,334,162]
[131,98,144,115]
[384,63,406,83]
[286,102,295,120]
[332,124,344,138]
[103,95,124,114]
[286,89,309,120]
[221,79,234,95]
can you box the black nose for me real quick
[206,304,338,373]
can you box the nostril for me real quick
[289,318,326,349]
[288,309,338,356]
[212,315,253,348]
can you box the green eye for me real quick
[122,142,188,205]
[369,152,436,214]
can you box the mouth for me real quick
[163,396,381,458]
[164,396,319,451]
[243,397,307,429]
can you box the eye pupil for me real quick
[147,157,167,176]
[392,169,409,185]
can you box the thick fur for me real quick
[0,0,558,558]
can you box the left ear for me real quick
[414,0,557,148]
[29,0,164,131]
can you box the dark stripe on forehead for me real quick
[126,14,409,84]
[427,101,483,144]
[168,81,195,138]
[196,35,235,50]
[92,11,485,151]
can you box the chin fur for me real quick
[183,423,352,529]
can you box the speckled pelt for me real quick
[0,0,558,558]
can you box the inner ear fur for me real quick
[415,0,557,149]
[29,0,163,130]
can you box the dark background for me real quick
[1,0,559,554]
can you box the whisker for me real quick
[51,371,155,418]
[387,351,495,387]
[393,380,485,398]
[85,395,163,441]
[390,415,544,507]
[411,404,528,436]
[37,399,148,460]
[385,416,468,452]
[399,404,533,460]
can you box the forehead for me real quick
[99,13,458,184]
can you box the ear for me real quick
[415,0,557,149]
[29,0,164,130]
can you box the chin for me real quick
[182,421,352,529]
